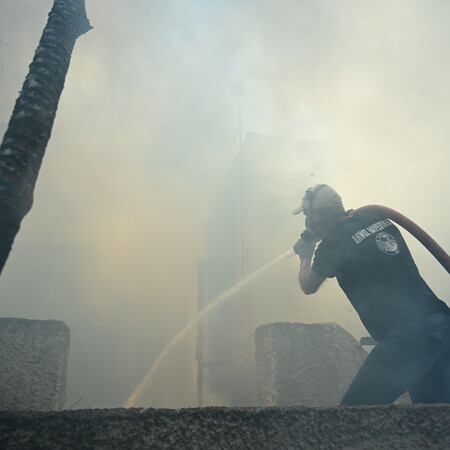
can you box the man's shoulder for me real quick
[337,213,392,233]
[323,214,370,241]
[322,213,394,247]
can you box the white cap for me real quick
[292,184,343,215]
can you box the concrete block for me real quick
[255,322,368,407]
[0,318,70,411]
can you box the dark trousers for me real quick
[341,313,450,405]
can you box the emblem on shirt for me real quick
[375,232,400,255]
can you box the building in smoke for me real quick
[197,133,327,406]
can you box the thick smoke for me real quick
[0,0,448,408]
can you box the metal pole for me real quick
[196,259,205,406]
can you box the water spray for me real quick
[125,248,295,407]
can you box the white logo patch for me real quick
[376,232,400,255]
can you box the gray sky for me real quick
[0,0,448,408]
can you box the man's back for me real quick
[312,212,449,340]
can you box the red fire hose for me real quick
[353,205,450,275]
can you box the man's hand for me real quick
[293,238,316,261]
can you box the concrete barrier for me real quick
[0,318,70,411]
[255,322,369,407]
[0,405,449,449]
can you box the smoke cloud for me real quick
[0,0,448,408]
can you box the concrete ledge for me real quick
[0,318,70,411]
[0,405,449,449]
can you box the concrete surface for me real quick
[0,318,70,411]
[255,322,369,407]
[0,405,449,449]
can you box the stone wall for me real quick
[0,405,449,449]
[0,318,70,411]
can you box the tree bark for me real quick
[0,0,91,274]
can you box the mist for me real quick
[0,0,448,408]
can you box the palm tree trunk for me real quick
[0,0,91,274]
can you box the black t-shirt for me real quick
[312,212,449,341]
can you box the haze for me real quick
[0,0,448,408]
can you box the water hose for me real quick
[353,205,450,275]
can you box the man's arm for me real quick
[298,260,326,294]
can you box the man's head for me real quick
[293,184,346,239]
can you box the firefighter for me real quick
[293,184,450,404]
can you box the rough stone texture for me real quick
[0,405,449,449]
[255,322,370,407]
[0,318,70,411]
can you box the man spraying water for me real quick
[292,184,450,405]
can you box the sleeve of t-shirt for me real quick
[312,240,339,278]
